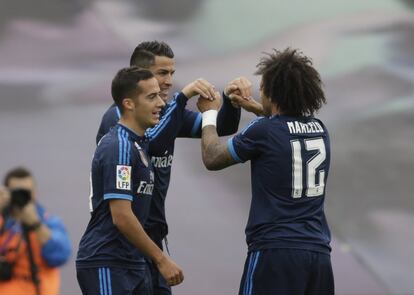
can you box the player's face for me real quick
[133,77,165,129]
[148,56,175,103]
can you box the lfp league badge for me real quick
[134,142,149,167]
[116,165,131,190]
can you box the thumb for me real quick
[213,91,221,100]
[225,84,238,95]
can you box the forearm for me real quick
[216,94,241,136]
[115,213,164,264]
[201,126,234,170]
[247,99,264,116]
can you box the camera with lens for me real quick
[9,188,32,209]
[0,257,13,281]
[2,189,32,218]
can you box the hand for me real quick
[228,89,242,108]
[197,91,222,112]
[13,201,41,226]
[229,93,264,116]
[182,78,216,100]
[156,254,184,286]
[224,77,252,99]
[0,187,10,212]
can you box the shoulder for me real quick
[95,127,126,160]
[103,104,120,117]
[312,117,329,132]
[97,127,118,148]
[240,116,269,136]
[98,104,120,127]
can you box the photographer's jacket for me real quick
[0,203,71,295]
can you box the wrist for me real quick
[202,110,218,128]
[181,88,194,100]
[181,91,190,100]
[153,251,166,266]
[249,100,263,116]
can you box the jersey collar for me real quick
[117,123,148,142]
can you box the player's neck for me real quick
[271,104,280,116]
[119,117,145,137]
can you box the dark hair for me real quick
[111,67,154,114]
[129,49,156,68]
[4,167,32,187]
[255,48,326,117]
[131,41,174,60]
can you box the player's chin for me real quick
[150,115,160,126]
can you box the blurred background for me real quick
[1,0,413,294]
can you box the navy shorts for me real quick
[239,248,334,295]
[77,266,152,295]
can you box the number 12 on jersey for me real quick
[291,138,326,198]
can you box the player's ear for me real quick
[122,98,135,111]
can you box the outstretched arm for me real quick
[179,77,254,138]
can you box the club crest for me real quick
[135,142,149,167]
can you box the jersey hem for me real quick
[76,260,147,270]
[248,241,331,255]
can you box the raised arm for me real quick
[179,77,255,138]
[198,91,267,170]
[197,92,238,170]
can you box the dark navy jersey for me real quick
[228,115,331,254]
[96,92,240,239]
[145,92,240,238]
[77,124,155,269]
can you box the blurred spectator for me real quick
[0,167,71,295]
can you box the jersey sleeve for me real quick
[179,94,241,138]
[146,92,188,140]
[96,104,120,145]
[227,117,268,163]
[177,109,202,138]
[100,131,134,201]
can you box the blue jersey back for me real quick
[228,115,331,254]
[77,124,154,269]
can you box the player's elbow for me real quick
[111,212,130,229]
[217,128,233,137]
[203,157,221,171]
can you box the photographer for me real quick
[0,167,71,295]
